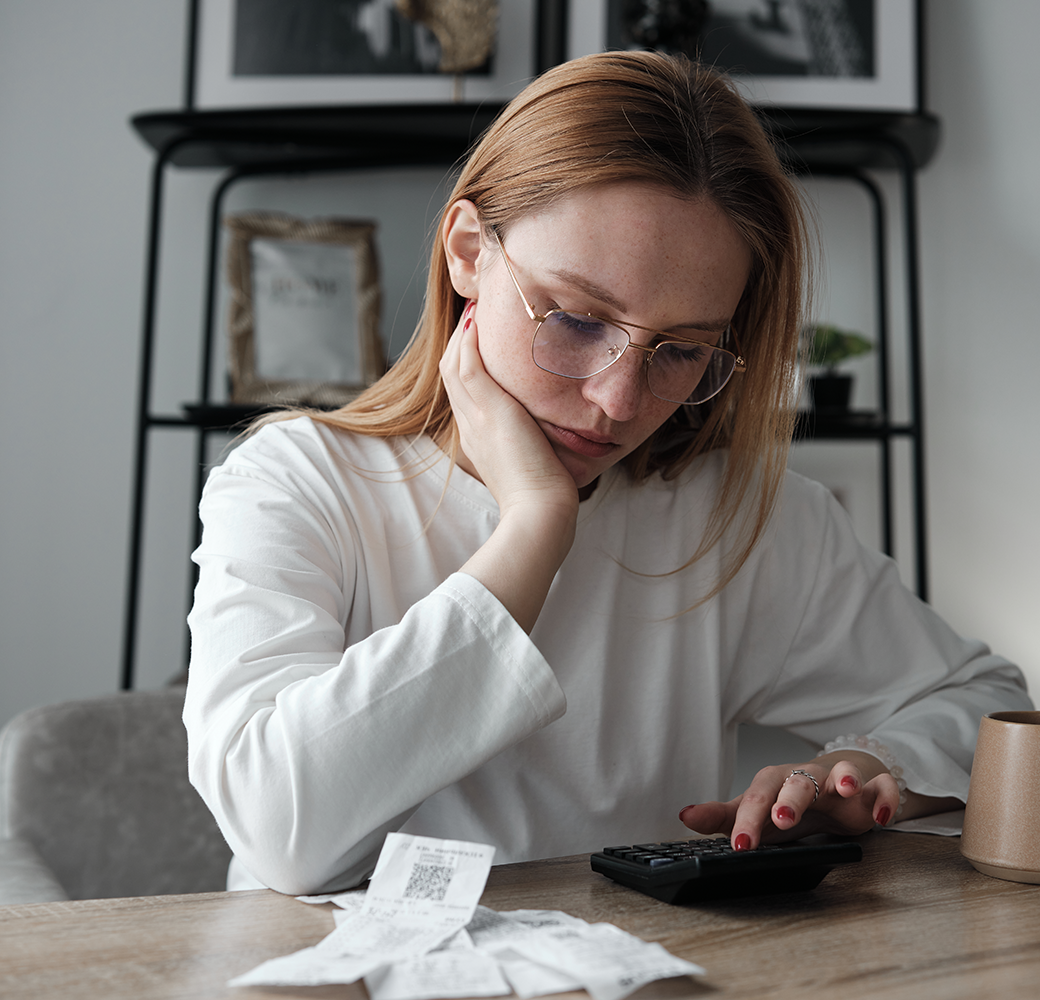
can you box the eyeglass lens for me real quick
[533,311,735,405]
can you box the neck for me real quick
[578,478,600,502]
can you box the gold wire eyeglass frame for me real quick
[492,231,746,406]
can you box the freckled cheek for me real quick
[476,317,549,399]
[628,400,683,448]
[495,363,566,414]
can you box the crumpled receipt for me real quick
[229,832,705,1000]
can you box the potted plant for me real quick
[804,323,873,412]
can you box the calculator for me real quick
[591,836,863,903]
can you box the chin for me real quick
[560,457,607,492]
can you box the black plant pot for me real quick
[809,374,853,412]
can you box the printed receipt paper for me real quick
[229,831,705,999]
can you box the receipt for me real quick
[230,833,705,999]
[316,833,496,961]
[466,908,586,998]
[227,946,387,988]
[501,920,705,1000]
[467,907,704,1000]
[364,832,496,927]
[364,931,511,1000]
[229,833,494,988]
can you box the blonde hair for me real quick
[264,51,809,595]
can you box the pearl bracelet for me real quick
[817,734,908,819]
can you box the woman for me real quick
[184,51,1029,895]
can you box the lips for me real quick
[543,422,619,458]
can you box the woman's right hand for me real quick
[439,300,578,520]
[439,301,579,633]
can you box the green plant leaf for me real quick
[805,324,873,369]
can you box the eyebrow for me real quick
[547,267,627,313]
[546,266,731,335]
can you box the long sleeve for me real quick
[733,476,1030,799]
[183,423,565,894]
[184,422,1031,894]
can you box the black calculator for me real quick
[591,836,863,903]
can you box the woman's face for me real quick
[454,182,751,490]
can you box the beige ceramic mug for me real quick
[961,711,1040,883]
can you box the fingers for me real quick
[678,800,738,836]
[439,301,479,402]
[439,300,512,442]
[723,759,904,851]
[833,761,863,797]
[455,300,480,375]
[827,759,901,826]
[771,768,822,831]
[862,770,902,827]
[727,765,827,850]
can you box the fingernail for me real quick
[876,806,892,826]
[776,805,795,823]
[840,775,857,790]
[734,833,751,852]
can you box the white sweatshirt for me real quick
[184,417,1029,894]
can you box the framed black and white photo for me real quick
[568,0,920,113]
[224,213,385,407]
[189,0,540,108]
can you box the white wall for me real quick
[0,1,185,721]
[1,0,1038,731]
[920,4,1040,688]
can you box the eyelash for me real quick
[543,292,718,346]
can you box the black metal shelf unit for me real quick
[123,104,940,690]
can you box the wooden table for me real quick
[2,832,1039,999]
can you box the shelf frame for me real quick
[122,106,939,690]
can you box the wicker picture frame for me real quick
[224,213,385,407]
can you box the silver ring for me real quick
[786,769,820,803]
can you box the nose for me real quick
[580,346,647,421]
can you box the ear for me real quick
[442,199,485,299]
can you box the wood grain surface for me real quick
[2,833,1039,999]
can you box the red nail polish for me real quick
[734,833,751,852]
[776,805,795,823]
[840,775,857,789]
[876,806,892,826]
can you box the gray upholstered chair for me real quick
[0,686,232,904]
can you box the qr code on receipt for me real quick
[403,862,454,901]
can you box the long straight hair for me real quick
[261,51,810,596]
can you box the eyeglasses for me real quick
[494,234,746,406]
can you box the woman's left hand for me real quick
[679,751,902,851]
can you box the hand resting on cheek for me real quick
[438,300,579,635]
[438,299,579,519]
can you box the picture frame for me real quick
[224,213,385,407]
[567,0,921,113]
[188,0,541,109]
